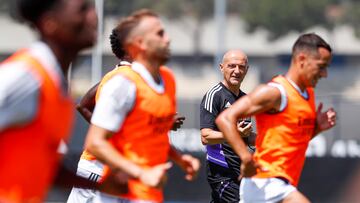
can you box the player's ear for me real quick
[38,14,58,37]
[244,64,249,73]
[219,63,224,73]
[131,36,143,50]
[297,52,306,68]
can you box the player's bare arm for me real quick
[216,84,281,177]
[169,147,200,181]
[313,102,337,137]
[77,82,99,123]
[200,123,252,145]
[200,128,226,145]
[85,124,171,188]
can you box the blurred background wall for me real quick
[1,0,360,202]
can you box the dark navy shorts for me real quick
[207,162,240,203]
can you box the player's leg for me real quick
[282,190,310,203]
[67,159,103,203]
[219,178,240,203]
[93,192,156,203]
[208,178,239,203]
[206,162,239,202]
[240,177,296,203]
[208,178,223,202]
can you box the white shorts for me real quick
[66,159,104,203]
[93,192,156,203]
[239,177,296,203]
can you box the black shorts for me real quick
[206,162,240,203]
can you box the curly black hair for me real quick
[109,9,158,60]
[109,28,127,60]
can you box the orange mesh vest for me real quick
[254,75,316,186]
[0,50,74,203]
[85,66,176,202]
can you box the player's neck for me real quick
[136,57,162,84]
[43,38,77,77]
[285,72,306,92]
[222,81,240,96]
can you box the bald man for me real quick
[200,50,256,203]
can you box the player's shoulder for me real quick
[160,65,175,79]
[239,89,247,97]
[248,83,283,112]
[0,60,41,90]
[160,65,172,73]
[201,83,225,106]
[100,65,132,84]
[253,83,282,98]
[204,83,224,97]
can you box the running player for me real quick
[216,33,336,203]
[66,24,132,203]
[67,16,185,203]
[0,0,126,202]
[82,9,200,203]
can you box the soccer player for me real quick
[82,9,200,203]
[67,24,132,203]
[0,0,127,202]
[216,33,337,203]
[67,17,185,203]
[200,50,255,202]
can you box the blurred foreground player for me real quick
[0,0,126,202]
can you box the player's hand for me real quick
[99,170,129,196]
[172,114,185,131]
[239,155,266,180]
[178,154,201,181]
[237,121,252,137]
[316,102,336,132]
[138,162,172,188]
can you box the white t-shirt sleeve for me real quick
[0,62,40,131]
[268,82,287,112]
[90,75,136,132]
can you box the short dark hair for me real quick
[14,0,61,25]
[292,33,332,57]
[109,9,158,60]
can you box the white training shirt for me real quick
[0,41,67,131]
[90,61,165,132]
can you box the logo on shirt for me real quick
[298,117,316,135]
[148,114,174,134]
[225,102,231,108]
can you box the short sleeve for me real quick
[0,62,40,131]
[90,75,136,132]
[200,90,221,130]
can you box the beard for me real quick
[155,47,171,65]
